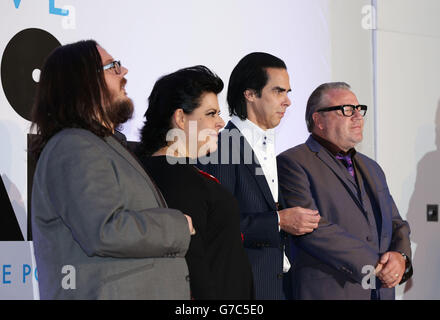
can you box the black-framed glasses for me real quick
[102,60,121,75]
[317,104,367,117]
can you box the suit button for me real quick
[185,275,190,282]
[366,236,372,242]
[277,273,283,279]
[341,266,352,274]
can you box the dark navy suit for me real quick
[198,121,293,300]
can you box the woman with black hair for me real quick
[136,65,254,300]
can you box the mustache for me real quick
[121,78,127,89]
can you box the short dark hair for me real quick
[305,82,351,132]
[30,39,113,155]
[227,52,287,119]
[137,65,224,156]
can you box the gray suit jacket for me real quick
[32,129,191,299]
[277,135,411,300]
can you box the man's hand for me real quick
[375,251,405,288]
[278,207,320,235]
[184,214,196,236]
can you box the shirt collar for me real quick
[112,130,128,147]
[230,115,275,149]
[311,133,356,157]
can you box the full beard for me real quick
[106,95,134,129]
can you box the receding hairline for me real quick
[319,86,354,109]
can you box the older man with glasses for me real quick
[277,82,413,300]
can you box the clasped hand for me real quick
[374,251,406,288]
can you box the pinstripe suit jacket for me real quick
[198,121,293,300]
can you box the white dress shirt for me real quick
[230,116,291,272]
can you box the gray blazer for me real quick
[277,135,411,300]
[32,129,191,299]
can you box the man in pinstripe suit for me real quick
[198,52,320,299]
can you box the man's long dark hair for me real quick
[30,39,113,156]
[227,52,286,120]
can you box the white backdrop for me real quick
[0,0,332,299]
[375,0,440,299]
[4,0,431,300]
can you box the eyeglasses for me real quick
[102,60,122,75]
[317,104,367,117]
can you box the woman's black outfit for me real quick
[140,156,254,299]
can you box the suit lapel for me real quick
[226,121,276,209]
[354,154,390,245]
[104,135,167,207]
[353,154,383,225]
[306,136,365,212]
[249,159,276,208]
[353,154,379,201]
[105,136,149,179]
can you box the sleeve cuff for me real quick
[277,211,281,232]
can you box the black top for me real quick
[141,156,254,300]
